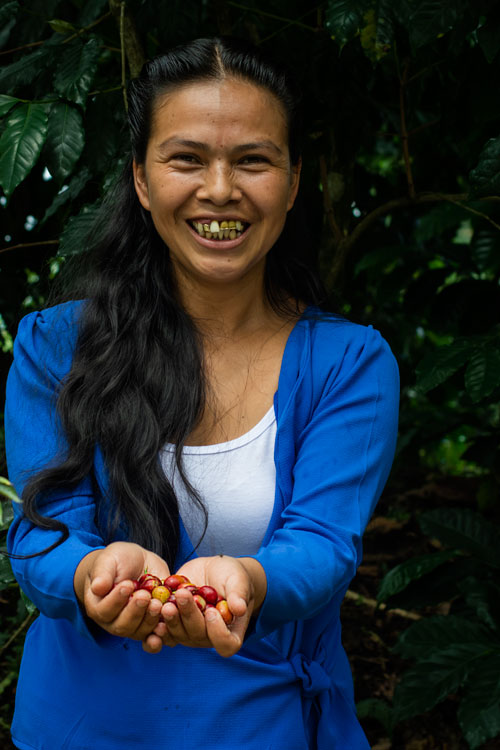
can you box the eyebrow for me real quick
[156,138,284,156]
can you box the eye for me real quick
[171,153,200,164]
[240,155,269,165]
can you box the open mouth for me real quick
[189,219,249,240]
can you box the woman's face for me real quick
[133,77,301,289]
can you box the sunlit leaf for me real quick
[0,477,21,504]
[464,347,500,403]
[419,508,500,569]
[48,18,78,34]
[20,589,37,615]
[0,102,48,197]
[458,656,500,749]
[53,37,100,107]
[44,102,85,183]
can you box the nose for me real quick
[196,161,242,205]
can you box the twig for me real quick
[226,2,317,31]
[319,155,343,246]
[108,0,145,78]
[0,40,44,57]
[0,240,59,255]
[344,589,422,621]
[399,60,415,199]
[62,10,112,44]
[0,611,36,658]
[119,2,128,112]
[326,192,500,289]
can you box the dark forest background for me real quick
[1,1,500,748]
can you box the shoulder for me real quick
[302,307,398,381]
[12,300,86,379]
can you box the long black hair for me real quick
[19,37,326,570]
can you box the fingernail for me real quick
[119,587,129,596]
[136,598,148,608]
[178,598,188,607]
[205,610,217,622]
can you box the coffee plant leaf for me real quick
[77,0,108,27]
[472,229,500,273]
[58,202,101,256]
[0,554,15,589]
[469,135,500,198]
[41,166,92,224]
[0,45,51,91]
[19,589,37,615]
[44,102,85,184]
[415,339,472,393]
[0,95,20,119]
[396,0,467,51]
[0,102,48,197]
[477,18,500,64]
[356,698,394,736]
[325,0,370,47]
[419,508,500,569]
[53,37,100,107]
[48,18,78,35]
[393,643,490,721]
[393,615,494,659]
[377,549,456,604]
[0,477,21,505]
[458,578,500,632]
[458,655,500,749]
[464,347,500,403]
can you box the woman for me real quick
[5,37,399,749]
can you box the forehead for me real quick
[148,78,289,150]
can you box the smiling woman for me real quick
[5,37,399,750]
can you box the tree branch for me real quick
[108,0,145,79]
[344,589,422,621]
[319,155,343,246]
[0,240,59,255]
[0,611,36,659]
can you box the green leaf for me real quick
[44,102,85,183]
[41,165,91,224]
[469,136,500,198]
[356,698,394,736]
[48,18,78,34]
[458,578,500,632]
[0,477,21,504]
[0,1,19,48]
[0,554,15,587]
[0,45,51,91]
[20,589,37,615]
[398,0,466,50]
[419,508,500,569]
[478,20,500,64]
[472,229,500,273]
[458,655,500,749]
[0,102,48,197]
[325,0,370,47]
[464,347,500,403]
[58,202,100,256]
[53,37,101,107]
[0,94,20,118]
[415,339,472,393]
[393,615,494,659]
[377,550,456,603]
[359,3,394,63]
[393,643,490,721]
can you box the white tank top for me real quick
[160,406,277,557]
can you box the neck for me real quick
[173,262,281,338]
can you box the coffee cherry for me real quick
[176,582,198,594]
[197,585,218,606]
[138,575,162,593]
[193,594,206,612]
[215,600,233,625]
[164,574,190,591]
[151,585,171,603]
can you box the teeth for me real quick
[191,220,247,240]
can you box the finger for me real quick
[142,633,164,654]
[132,598,163,641]
[85,579,136,622]
[174,590,207,640]
[94,589,151,633]
[90,552,122,597]
[204,606,244,658]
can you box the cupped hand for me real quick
[73,541,170,645]
[143,555,266,658]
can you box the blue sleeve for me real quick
[5,306,105,640]
[251,325,399,639]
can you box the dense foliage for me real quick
[1,0,499,746]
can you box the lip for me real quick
[186,220,250,249]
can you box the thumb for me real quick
[90,550,121,597]
[225,574,250,618]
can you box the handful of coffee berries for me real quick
[133,573,234,626]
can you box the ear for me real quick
[287,157,302,211]
[133,159,151,211]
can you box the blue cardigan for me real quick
[5,302,399,750]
